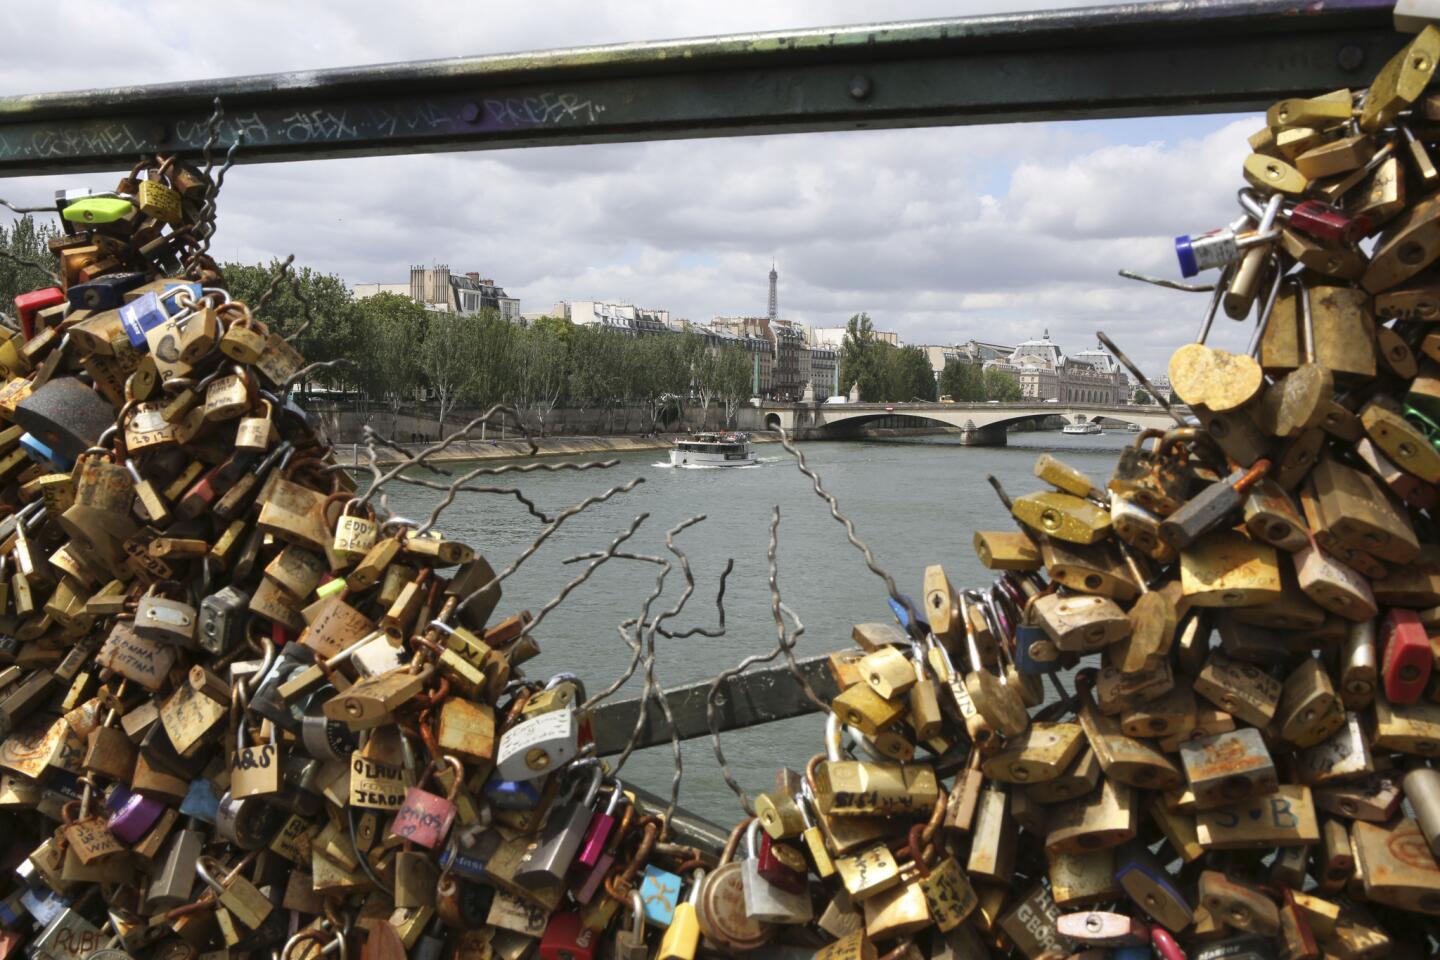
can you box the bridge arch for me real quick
[764,412,783,430]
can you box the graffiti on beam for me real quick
[483,92,605,128]
[0,122,151,160]
[173,114,270,149]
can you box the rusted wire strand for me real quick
[768,506,825,712]
[252,254,296,316]
[452,476,646,618]
[770,424,921,632]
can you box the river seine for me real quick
[380,430,1138,823]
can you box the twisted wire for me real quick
[252,255,296,317]
[771,424,920,630]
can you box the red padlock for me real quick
[755,824,808,894]
[1287,200,1370,245]
[391,756,462,850]
[176,464,227,520]
[539,911,596,960]
[1382,608,1431,705]
[13,288,63,340]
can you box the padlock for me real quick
[614,891,650,960]
[651,867,702,960]
[966,782,1016,881]
[515,762,600,887]
[494,703,577,782]
[835,840,901,903]
[135,581,198,646]
[812,713,938,817]
[1383,607,1432,704]
[1012,489,1112,545]
[194,856,273,929]
[694,825,775,952]
[1200,872,1279,937]
[393,756,462,851]
[1073,670,1182,790]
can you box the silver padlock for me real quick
[134,582,198,647]
[514,762,601,888]
[740,819,814,924]
[215,789,279,850]
[198,585,249,655]
[31,907,103,960]
[494,705,578,782]
[300,687,358,762]
[147,818,204,909]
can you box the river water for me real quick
[379,430,1138,824]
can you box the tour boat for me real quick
[1062,421,1103,435]
[670,432,756,467]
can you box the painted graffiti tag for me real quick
[483,92,605,128]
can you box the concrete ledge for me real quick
[342,433,779,465]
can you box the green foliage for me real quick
[939,360,984,401]
[983,367,1022,402]
[839,312,888,401]
[939,360,1022,402]
[886,345,937,402]
[0,215,60,314]
[1133,388,1152,405]
[353,292,427,406]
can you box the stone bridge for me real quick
[756,401,1182,445]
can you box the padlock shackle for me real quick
[744,817,761,860]
[823,712,844,763]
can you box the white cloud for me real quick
[1,1,1265,373]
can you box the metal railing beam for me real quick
[0,0,1400,175]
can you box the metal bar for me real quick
[589,652,838,757]
[0,0,1399,175]
[625,782,732,860]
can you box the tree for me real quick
[630,335,692,433]
[717,346,753,427]
[419,308,493,439]
[692,347,721,430]
[839,312,886,402]
[0,216,60,314]
[1133,388,1152,405]
[982,368,1022,402]
[568,326,626,431]
[509,323,570,436]
[353,293,426,436]
[886,345,937,402]
[939,360,984,401]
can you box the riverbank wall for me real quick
[341,432,782,465]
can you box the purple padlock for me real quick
[574,850,616,905]
[107,786,166,844]
[575,778,626,870]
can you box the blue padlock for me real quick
[118,292,167,349]
[638,863,682,927]
[887,593,930,636]
[483,777,542,811]
[1113,947,1152,960]
[65,272,145,311]
[18,432,72,471]
[437,826,496,881]
[0,891,25,926]
[1013,619,1059,674]
[18,888,69,926]
[179,778,221,823]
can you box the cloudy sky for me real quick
[0,0,1266,374]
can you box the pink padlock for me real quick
[107,787,166,844]
[576,778,626,870]
[391,756,462,850]
[1151,926,1186,960]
